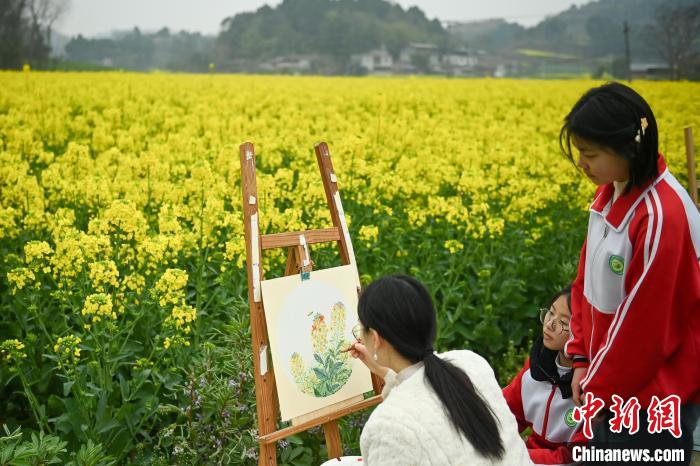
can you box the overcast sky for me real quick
[56,0,593,37]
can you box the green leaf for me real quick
[96,419,121,434]
[289,446,305,459]
[118,373,129,400]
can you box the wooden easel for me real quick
[240,141,383,466]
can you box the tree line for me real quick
[0,0,67,69]
[1,0,698,79]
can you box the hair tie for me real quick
[422,348,435,359]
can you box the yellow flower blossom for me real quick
[310,313,329,355]
[0,339,27,363]
[81,293,116,321]
[444,239,464,254]
[24,241,53,266]
[53,335,82,368]
[122,273,146,294]
[330,302,346,338]
[88,260,120,291]
[358,225,379,247]
[154,268,188,307]
[7,267,35,294]
[167,303,197,330]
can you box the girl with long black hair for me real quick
[349,275,533,465]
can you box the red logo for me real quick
[572,392,605,439]
[647,395,681,438]
[575,393,682,439]
[608,395,641,435]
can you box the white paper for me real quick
[333,192,358,274]
[260,264,371,421]
[259,345,268,375]
[299,235,310,267]
[251,213,261,302]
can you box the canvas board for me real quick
[260,264,373,421]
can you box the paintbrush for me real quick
[339,343,356,353]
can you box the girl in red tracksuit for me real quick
[504,285,587,465]
[560,82,700,464]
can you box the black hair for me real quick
[358,275,505,460]
[545,284,572,314]
[560,82,659,193]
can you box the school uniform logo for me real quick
[565,407,577,427]
[608,255,625,275]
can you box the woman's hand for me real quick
[572,366,588,407]
[349,342,388,379]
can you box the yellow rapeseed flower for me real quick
[81,293,116,322]
[88,260,120,292]
[0,339,27,363]
[7,267,35,294]
[154,268,188,307]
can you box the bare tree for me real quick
[0,0,28,68]
[26,0,69,52]
[646,5,700,80]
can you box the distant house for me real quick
[399,43,441,73]
[260,55,313,73]
[350,46,393,74]
[441,48,478,76]
[630,62,672,80]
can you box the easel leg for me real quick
[258,443,277,466]
[323,420,343,459]
[284,247,299,276]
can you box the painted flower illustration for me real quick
[289,301,352,397]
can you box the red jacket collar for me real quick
[590,154,668,231]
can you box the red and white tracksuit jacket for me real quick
[565,155,700,408]
[503,341,586,465]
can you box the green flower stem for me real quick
[17,368,51,434]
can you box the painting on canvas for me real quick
[260,264,373,421]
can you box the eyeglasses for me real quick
[351,323,363,342]
[539,308,570,334]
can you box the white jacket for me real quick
[360,350,534,466]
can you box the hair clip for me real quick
[635,117,649,143]
[640,117,648,136]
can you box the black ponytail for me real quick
[358,275,505,460]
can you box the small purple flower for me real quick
[278,439,290,449]
[193,392,203,408]
[244,448,259,460]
